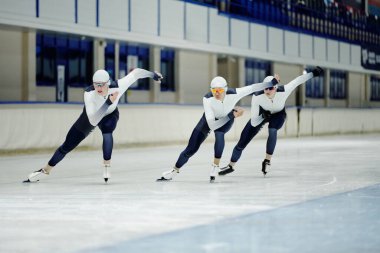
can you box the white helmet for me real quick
[263,76,274,83]
[93,70,110,85]
[210,76,227,88]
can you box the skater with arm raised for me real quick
[219,66,324,177]
[24,68,163,183]
[157,76,275,183]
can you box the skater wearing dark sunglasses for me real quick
[219,66,324,177]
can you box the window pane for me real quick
[37,33,93,88]
[305,66,324,98]
[245,59,271,90]
[160,48,175,92]
[329,70,346,99]
[36,34,56,86]
[370,76,380,101]
[105,41,115,80]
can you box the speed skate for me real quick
[156,168,179,181]
[23,168,49,183]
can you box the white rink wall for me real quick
[299,108,380,136]
[1,104,380,151]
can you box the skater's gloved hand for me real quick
[109,91,119,103]
[233,107,244,118]
[153,71,163,82]
[270,77,279,86]
[262,110,272,121]
[311,66,324,77]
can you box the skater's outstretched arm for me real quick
[85,69,162,126]
[284,67,323,94]
[235,79,276,100]
[117,68,162,95]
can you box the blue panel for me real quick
[128,0,131,32]
[80,40,91,51]
[36,0,39,17]
[105,41,115,53]
[43,35,55,47]
[138,47,149,57]
[75,0,78,23]
[36,33,42,45]
[128,46,138,55]
[119,44,127,55]
[69,38,80,49]
[161,49,175,60]
[96,0,99,27]
[56,37,67,48]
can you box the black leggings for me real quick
[175,114,234,168]
[230,109,286,163]
[48,109,119,167]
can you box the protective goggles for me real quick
[210,87,226,93]
[265,86,276,91]
[93,81,109,87]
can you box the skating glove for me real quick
[271,78,279,85]
[153,72,163,82]
[311,66,324,77]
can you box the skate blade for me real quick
[26,169,48,182]
[23,179,39,183]
[218,168,234,176]
[156,177,172,182]
[210,176,215,183]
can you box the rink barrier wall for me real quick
[0,104,380,151]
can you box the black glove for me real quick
[311,66,324,77]
[153,72,163,82]
[262,110,272,121]
[271,78,279,85]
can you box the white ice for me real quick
[0,134,380,253]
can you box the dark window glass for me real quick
[36,33,93,88]
[305,66,325,98]
[370,76,380,101]
[329,70,347,99]
[136,46,150,90]
[245,59,271,85]
[119,44,128,79]
[118,44,151,91]
[36,34,56,86]
[160,49,175,91]
[105,41,115,81]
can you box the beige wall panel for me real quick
[272,62,302,106]
[0,29,22,101]
[177,50,216,104]
[36,87,55,102]
[347,72,365,108]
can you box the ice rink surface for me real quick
[1,134,380,253]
